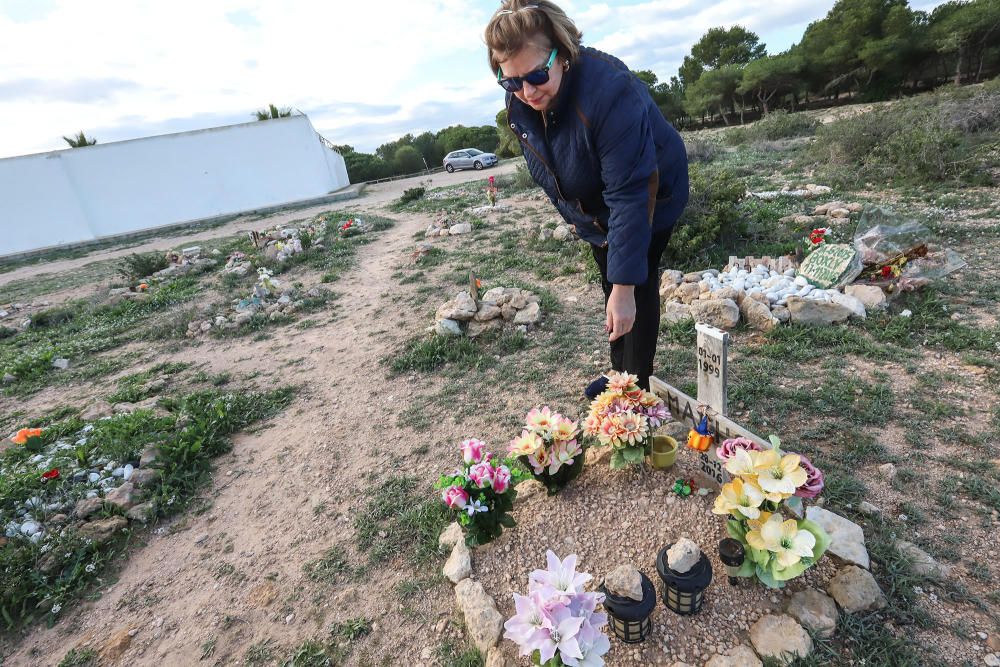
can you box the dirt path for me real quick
[3,200,464,665]
[0,161,519,290]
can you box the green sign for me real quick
[798,244,862,289]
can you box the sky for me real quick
[0,0,949,159]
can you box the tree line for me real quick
[630,0,999,128]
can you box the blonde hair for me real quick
[485,0,583,74]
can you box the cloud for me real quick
[0,77,140,103]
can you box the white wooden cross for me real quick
[649,323,769,489]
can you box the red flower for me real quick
[808,229,828,245]
[881,265,892,278]
[41,468,60,481]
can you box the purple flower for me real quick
[644,404,669,428]
[794,454,825,499]
[716,437,764,462]
[503,591,552,657]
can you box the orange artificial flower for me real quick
[12,427,43,445]
[138,283,149,291]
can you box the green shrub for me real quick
[724,110,819,146]
[398,187,426,205]
[685,136,719,162]
[513,162,536,190]
[30,305,79,329]
[812,81,999,187]
[118,252,168,281]
[663,164,746,270]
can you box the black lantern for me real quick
[656,544,713,616]
[599,572,656,643]
[718,538,745,586]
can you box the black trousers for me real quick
[591,230,672,390]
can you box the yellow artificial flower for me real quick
[724,448,757,478]
[748,513,816,567]
[509,430,543,457]
[753,450,808,498]
[712,478,765,519]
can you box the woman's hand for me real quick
[606,284,636,342]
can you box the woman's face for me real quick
[498,44,564,112]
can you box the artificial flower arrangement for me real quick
[804,227,832,254]
[503,551,610,667]
[11,427,45,453]
[339,218,363,237]
[583,372,670,470]
[508,407,584,495]
[436,438,528,547]
[712,436,830,589]
[253,267,280,299]
[486,175,498,207]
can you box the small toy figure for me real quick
[687,414,714,452]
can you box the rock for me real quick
[455,578,503,655]
[449,223,473,235]
[985,654,1000,667]
[771,305,791,323]
[99,627,135,664]
[741,298,780,332]
[513,302,541,325]
[481,288,507,304]
[51,357,70,370]
[105,482,141,511]
[683,271,703,283]
[439,523,464,550]
[485,644,518,667]
[112,401,139,415]
[454,291,479,318]
[896,540,951,578]
[515,479,545,502]
[806,507,870,569]
[988,636,1000,652]
[475,303,502,322]
[604,564,643,602]
[538,228,553,242]
[78,516,129,545]
[435,319,463,337]
[705,645,763,667]
[467,319,501,339]
[509,291,529,309]
[667,538,701,574]
[786,296,853,326]
[500,304,517,321]
[662,270,684,286]
[786,589,839,638]
[690,299,740,329]
[75,496,105,519]
[662,301,693,325]
[858,501,881,516]
[845,285,887,310]
[829,208,851,218]
[139,446,161,467]
[126,502,155,523]
[674,282,701,304]
[552,225,572,241]
[49,514,69,526]
[81,400,114,421]
[827,565,887,613]
[878,462,897,480]
[2,373,15,385]
[830,292,867,320]
[443,541,472,583]
[749,615,813,665]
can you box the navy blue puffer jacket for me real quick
[506,46,689,285]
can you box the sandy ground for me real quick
[0,161,519,290]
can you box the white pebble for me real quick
[794,276,809,287]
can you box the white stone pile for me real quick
[425,216,472,238]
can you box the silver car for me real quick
[443,148,498,172]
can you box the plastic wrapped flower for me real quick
[747,513,817,568]
[716,437,764,462]
[461,438,487,464]
[442,485,469,510]
[753,450,808,499]
[712,478,765,519]
[794,454,825,500]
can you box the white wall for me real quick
[0,115,349,256]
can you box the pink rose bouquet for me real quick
[716,437,764,462]
[503,551,610,666]
[436,439,528,547]
[508,406,584,495]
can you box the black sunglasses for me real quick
[497,48,557,93]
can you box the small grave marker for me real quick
[650,325,767,489]
[797,243,862,289]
